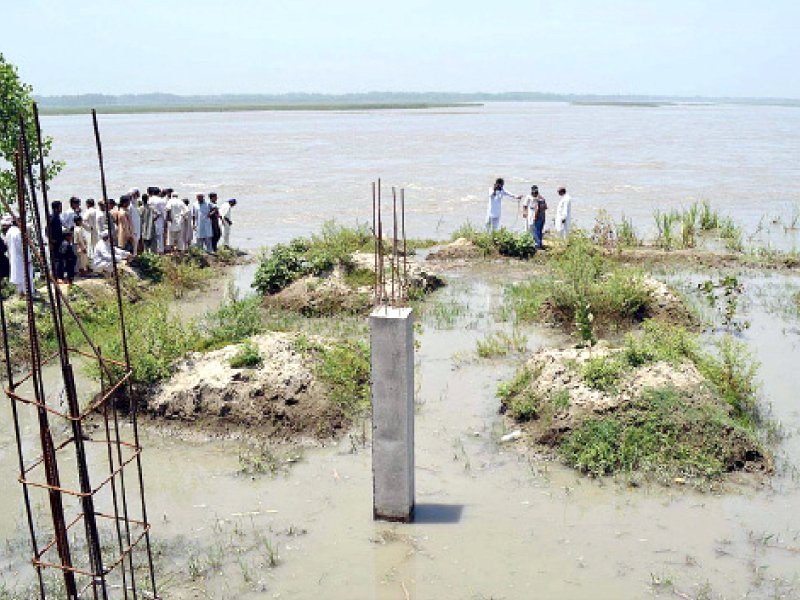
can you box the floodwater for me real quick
[41,103,800,250]
[2,265,799,599]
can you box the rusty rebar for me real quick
[372,182,377,305]
[22,114,110,600]
[0,273,46,598]
[92,109,158,598]
[15,147,78,598]
[377,179,383,305]
[392,188,397,305]
[401,188,407,304]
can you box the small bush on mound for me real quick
[132,251,165,283]
[294,335,371,419]
[450,223,536,259]
[230,340,263,369]
[252,222,372,295]
[506,233,652,334]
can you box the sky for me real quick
[3,0,800,98]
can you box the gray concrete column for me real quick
[370,306,415,522]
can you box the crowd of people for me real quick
[486,178,572,249]
[0,187,238,295]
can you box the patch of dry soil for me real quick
[146,332,346,439]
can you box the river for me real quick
[41,102,800,250]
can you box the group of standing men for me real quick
[0,187,238,294]
[486,178,572,249]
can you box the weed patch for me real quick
[229,340,263,369]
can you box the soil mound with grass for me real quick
[498,326,772,483]
[264,253,444,316]
[146,332,350,439]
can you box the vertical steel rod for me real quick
[16,148,78,599]
[372,182,377,304]
[22,114,108,600]
[92,109,158,597]
[401,188,407,304]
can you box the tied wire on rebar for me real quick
[0,106,159,599]
[371,180,409,308]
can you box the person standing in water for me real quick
[555,187,572,240]
[485,178,521,232]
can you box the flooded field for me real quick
[2,262,799,599]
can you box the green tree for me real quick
[0,52,63,205]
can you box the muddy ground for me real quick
[1,256,799,599]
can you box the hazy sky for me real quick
[5,0,800,98]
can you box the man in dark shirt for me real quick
[48,200,66,280]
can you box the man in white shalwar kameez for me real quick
[92,230,131,274]
[555,187,572,240]
[220,198,236,248]
[128,188,142,256]
[485,178,521,232]
[2,215,35,296]
[149,191,167,254]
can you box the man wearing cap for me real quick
[220,198,236,248]
[2,215,35,296]
[93,229,131,274]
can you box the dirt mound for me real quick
[521,347,707,436]
[426,238,483,261]
[265,275,371,315]
[265,253,444,315]
[146,332,346,439]
[642,276,694,326]
[500,346,771,479]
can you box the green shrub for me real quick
[450,223,536,259]
[252,222,373,295]
[507,232,653,334]
[252,239,312,295]
[316,340,371,417]
[695,335,759,423]
[497,366,534,405]
[230,340,263,369]
[582,355,626,391]
[509,391,539,421]
[132,251,165,283]
[491,228,537,259]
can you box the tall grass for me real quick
[506,233,652,335]
[615,216,639,247]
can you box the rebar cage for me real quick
[1,106,158,599]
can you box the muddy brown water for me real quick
[1,266,799,599]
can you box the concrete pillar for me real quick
[370,306,415,522]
